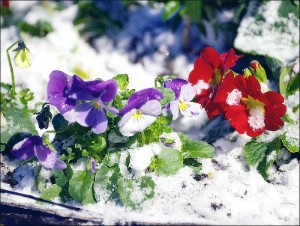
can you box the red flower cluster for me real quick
[188,47,286,137]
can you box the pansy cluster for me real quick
[188,47,286,137]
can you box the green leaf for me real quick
[278,0,300,19]
[281,125,299,153]
[180,134,214,159]
[113,74,129,90]
[257,137,281,180]
[89,136,106,154]
[52,169,69,187]
[163,1,180,21]
[279,65,293,97]
[93,163,120,202]
[105,151,120,167]
[183,158,202,174]
[117,176,155,209]
[185,0,202,24]
[244,139,268,166]
[68,170,95,204]
[286,72,300,96]
[157,87,175,107]
[1,108,37,152]
[155,146,183,176]
[38,184,62,203]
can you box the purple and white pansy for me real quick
[165,78,202,120]
[47,70,118,134]
[11,135,66,170]
[118,88,163,137]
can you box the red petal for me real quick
[225,105,248,134]
[200,47,221,69]
[188,58,214,84]
[246,75,261,93]
[213,72,236,103]
[246,127,265,137]
[264,114,284,131]
[264,91,285,105]
[220,48,243,73]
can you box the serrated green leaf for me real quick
[180,134,214,159]
[163,0,180,21]
[68,170,95,204]
[157,87,175,106]
[94,162,120,202]
[117,176,155,209]
[113,74,129,90]
[244,139,268,166]
[38,184,62,203]
[1,108,37,152]
[155,146,183,176]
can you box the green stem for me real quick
[6,41,18,96]
[140,130,146,146]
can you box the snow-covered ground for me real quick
[1,1,299,225]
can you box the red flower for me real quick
[221,75,286,137]
[2,0,9,7]
[188,47,243,119]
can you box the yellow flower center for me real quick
[241,96,265,113]
[92,101,102,110]
[179,100,188,110]
[132,110,143,119]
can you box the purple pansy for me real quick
[47,70,118,134]
[63,79,118,134]
[118,88,163,137]
[11,135,66,170]
[165,78,202,120]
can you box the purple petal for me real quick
[11,135,42,160]
[164,78,188,99]
[54,159,67,170]
[89,109,108,134]
[104,105,119,115]
[74,103,93,127]
[34,145,58,170]
[119,88,163,116]
[47,70,77,113]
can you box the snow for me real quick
[226,88,242,106]
[1,1,299,225]
[248,107,265,130]
[234,1,299,65]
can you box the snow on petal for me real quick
[226,88,242,106]
[248,107,265,131]
[193,80,210,95]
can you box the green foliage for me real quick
[94,159,120,201]
[38,184,62,203]
[163,1,181,21]
[68,170,95,204]
[113,74,129,90]
[180,133,214,159]
[73,1,122,41]
[244,137,282,180]
[278,0,300,19]
[157,87,175,107]
[18,20,54,37]
[183,158,202,174]
[1,108,37,152]
[117,176,155,209]
[155,146,183,176]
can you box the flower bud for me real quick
[250,60,267,83]
[13,41,32,69]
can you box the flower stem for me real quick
[140,130,146,146]
[6,41,18,96]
